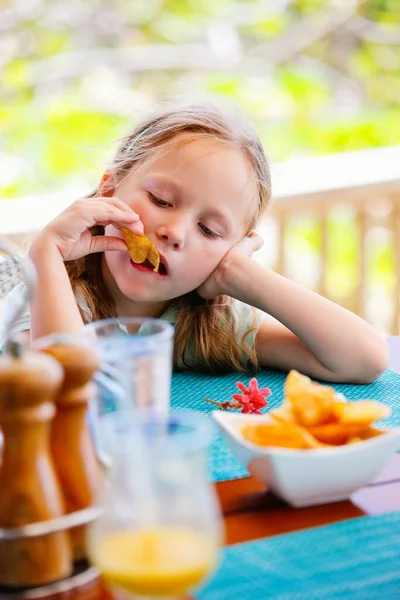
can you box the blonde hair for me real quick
[66,102,272,373]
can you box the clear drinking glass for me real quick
[83,317,174,458]
[87,410,222,600]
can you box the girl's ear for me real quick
[98,171,116,197]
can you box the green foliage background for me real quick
[2,0,399,198]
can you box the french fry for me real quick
[121,227,160,272]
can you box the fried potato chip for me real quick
[147,243,160,272]
[333,400,391,425]
[347,436,362,444]
[283,371,338,426]
[284,370,311,400]
[270,401,298,424]
[291,386,337,427]
[241,421,324,450]
[307,422,366,445]
[358,426,385,440]
[121,227,160,272]
[247,370,390,451]
[346,427,383,444]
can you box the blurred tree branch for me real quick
[249,0,361,65]
[2,0,364,90]
[346,15,400,44]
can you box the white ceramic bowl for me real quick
[212,411,400,507]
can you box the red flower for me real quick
[232,378,271,414]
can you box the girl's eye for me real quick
[199,223,218,238]
[148,192,170,207]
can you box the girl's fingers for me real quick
[88,236,128,255]
[89,201,144,233]
[73,203,143,231]
[239,232,264,255]
[88,196,140,219]
[248,232,264,252]
[112,221,144,235]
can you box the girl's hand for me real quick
[197,232,264,300]
[30,197,143,261]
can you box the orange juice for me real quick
[92,527,218,597]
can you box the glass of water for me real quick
[83,317,174,458]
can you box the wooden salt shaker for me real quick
[42,343,102,561]
[0,341,72,587]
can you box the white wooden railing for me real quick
[1,145,399,334]
[256,145,400,335]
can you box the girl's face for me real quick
[103,136,258,312]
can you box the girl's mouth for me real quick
[130,259,168,276]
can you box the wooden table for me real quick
[15,337,399,600]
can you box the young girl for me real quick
[2,102,388,382]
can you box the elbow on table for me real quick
[349,338,390,384]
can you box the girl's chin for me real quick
[120,288,186,306]
[117,283,168,304]
[120,289,159,303]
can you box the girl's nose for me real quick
[156,222,185,250]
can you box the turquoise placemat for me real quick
[195,511,400,600]
[171,368,400,483]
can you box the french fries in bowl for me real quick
[213,370,400,507]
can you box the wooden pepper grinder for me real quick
[42,343,102,561]
[0,341,72,587]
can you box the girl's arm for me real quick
[29,240,85,341]
[28,197,142,343]
[199,237,389,383]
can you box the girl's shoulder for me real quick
[231,299,266,334]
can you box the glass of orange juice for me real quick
[87,409,222,599]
